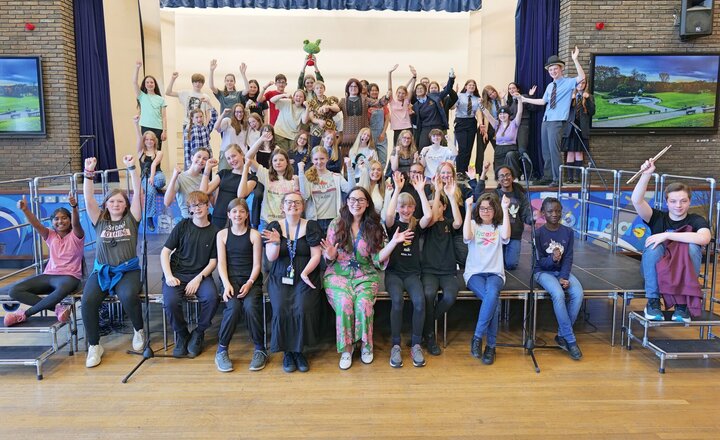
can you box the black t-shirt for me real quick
[387,219,423,275]
[213,169,258,221]
[646,208,709,235]
[164,219,219,276]
[422,218,457,275]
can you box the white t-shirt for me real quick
[350,146,378,180]
[178,90,211,126]
[463,222,509,283]
[422,145,456,179]
[219,118,248,152]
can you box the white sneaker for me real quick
[339,352,353,370]
[132,329,145,351]
[361,347,374,364]
[86,344,104,368]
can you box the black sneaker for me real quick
[548,181,559,188]
[481,346,496,365]
[283,351,297,373]
[567,342,583,360]
[672,304,691,323]
[147,217,155,232]
[471,336,482,359]
[294,352,309,372]
[187,329,204,358]
[532,179,552,186]
[173,329,189,358]
[426,333,442,356]
[554,335,568,351]
[644,298,664,321]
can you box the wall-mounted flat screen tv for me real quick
[0,56,46,138]
[590,53,720,134]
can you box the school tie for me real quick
[550,82,557,109]
[494,100,500,114]
[466,96,472,116]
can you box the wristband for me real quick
[127,165,136,171]
[70,204,78,209]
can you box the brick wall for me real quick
[0,1,79,184]
[559,0,720,181]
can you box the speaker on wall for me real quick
[680,0,714,38]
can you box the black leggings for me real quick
[385,271,425,346]
[81,270,143,345]
[422,273,459,337]
[9,274,80,317]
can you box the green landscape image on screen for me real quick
[592,55,718,129]
[0,58,42,133]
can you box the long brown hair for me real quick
[322,129,340,161]
[396,129,417,160]
[268,148,294,182]
[185,108,204,140]
[229,103,247,136]
[334,187,385,254]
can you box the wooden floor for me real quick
[2,298,720,439]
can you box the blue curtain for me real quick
[514,0,559,178]
[74,0,118,176]
[160,0,481,12]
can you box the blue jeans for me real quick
[641,243,702,299]
[503,238,521,270]
[466,273,503,347]
[534,271,583,344]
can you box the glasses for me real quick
[498,173,513,179]
[349,85,359,89]
[189,202,208,209]
[347,197,367,205]
[478,207,494,212]
[284,200,302,207]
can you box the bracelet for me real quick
[84,173,94,179]
[70,204,78,209]
[127,165,136,171]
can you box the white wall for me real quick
[106,2,518,169]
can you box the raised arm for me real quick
[297,161,311,200]
[67,192,85,239]
[630,158,655,223]
[257,81,274,104]
[378,227,412,263]
[83,157,101,225]
[463,197,474,242]
[499,195,511,241]
[388,64,398,97]
[444,179,463,229]
[132,61,142,97]
[413,175,433,229]
[238,63,250,96]
[215,109,231,133]
[208,59,219,95]
[407,65,417,90]
[246,131,272,161]
[385,172,405,228]
[123,155,143,222]
[133,115,143,157]
[237,160,256,198]
[512,93,524,124]
[200,158,221,195]
[571,46,585,83]
[164,164,183,208]
[17,195,49,240]
[165,72,179,97]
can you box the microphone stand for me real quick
[494,155,560,373]
[568,121,608,190]
[58,135,95,176]
[123,168,173,383]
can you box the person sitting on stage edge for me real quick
[82,156,145,368]
[5,193,84,327]
[533,197,584,360]
[522,46,585,187]
[161,191,220,358]
[631,158,711,323]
